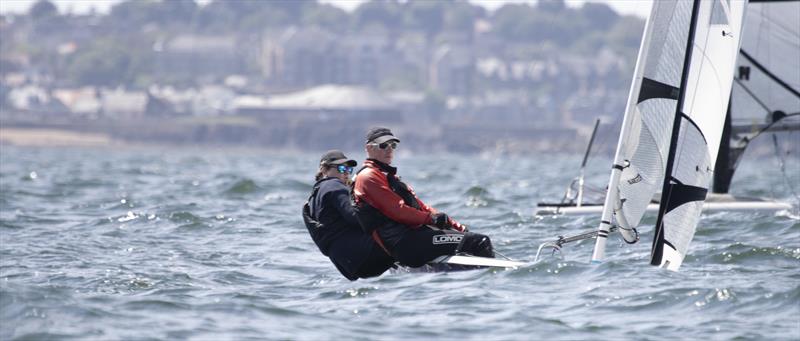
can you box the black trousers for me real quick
[328,231,395,280]
[381,225,494,268]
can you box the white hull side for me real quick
[537,195,793,216]
[393,255,528,273]
[433,255,527,268]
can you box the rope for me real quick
[534,225,639,261]
[492,249,514,261]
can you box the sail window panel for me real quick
[661,119,711,266]
[663,201,703,259]
[617,124,661,229]
[642,0,678,84]
[672,119,713,189]
[644,0,694,88]
[640,99,676,159]
[617,99,675,229]
[709,0,730,25]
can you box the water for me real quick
[1,145,798,340]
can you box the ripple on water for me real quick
[1,147,798,340]
[703,242,800,268]
[166,211,210,230]
[222,178,262,195]
[122,299,191,312]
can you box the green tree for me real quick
[194,1,238,32]
[160,0,198,24]
[538,0,566,13]
[302,4,351,34]
[66,37,151,87]
[579,2,618,31]
[444,2,482,33]
[354,0,403,32]
[405,1,445,37]
[108,0,198,30]
[492,3,584,46]
[491,4,536,41]
[29,0,57,20]
[195,0,313,33]
[29,0,66,35]
[605,16,645,60]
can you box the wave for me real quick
[223,178,262,195]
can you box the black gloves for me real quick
[431,212,450,228]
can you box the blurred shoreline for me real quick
[0,127,114,147]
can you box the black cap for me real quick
[365,127,400,144]
[319,150,357,167]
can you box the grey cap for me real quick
[319,150,357,167]
[365,126,400,144]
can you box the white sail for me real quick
[614,0,698,234]
[592,0,748,270]
[592,0,696,262]
[651,0,748,271]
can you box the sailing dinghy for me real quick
[421,0,799,272]
[598,0,749,270]
[536,0,750,271]
[536,0,798,217]
[433,0,762,272]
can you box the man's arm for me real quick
[355,169,433,226]
[407,184,467,232]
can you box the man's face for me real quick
[366,140,397,165]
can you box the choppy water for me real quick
[1,145,798,340]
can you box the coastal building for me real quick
[100,88,147,118]
[260,27,401,88]
[5,85,68,115]
[156,34,244,79]
[52,87,101,116]
[430,44,475,98]
[235,84,401,149]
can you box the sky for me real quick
[0,0,652,18]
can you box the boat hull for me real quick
[393,255,527,273]
[536,194,793,215]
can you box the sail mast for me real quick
[650,0,702,267]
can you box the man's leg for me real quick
[456,232,494,258]
[391,229,494,267]
[355,242,396,278]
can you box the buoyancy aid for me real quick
[302,185,326,255]
[351,159,429,234]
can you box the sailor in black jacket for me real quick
[302,150,395,280]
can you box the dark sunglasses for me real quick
[337,165,354,174]
[375,141,398,150]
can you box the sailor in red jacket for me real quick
[352,127,494,267]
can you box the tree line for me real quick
[4,0,644,89]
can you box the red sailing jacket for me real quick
[352,159,466,232]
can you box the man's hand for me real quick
[431,212,450,228]
[451,223,468,233]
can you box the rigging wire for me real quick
[739,112,800,142]
[733,78,772,114]
[771,134,800,205]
